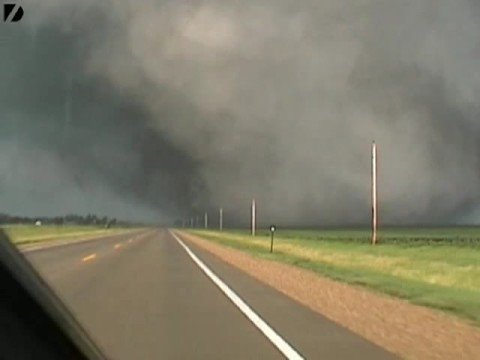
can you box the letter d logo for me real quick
[4,3,24,23]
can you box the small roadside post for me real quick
[269,225,276,253]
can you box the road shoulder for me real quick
[174,230,480,360]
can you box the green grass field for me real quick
[1,224,129,245]
[187,228,480,326]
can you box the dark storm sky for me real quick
[1,0,480,226]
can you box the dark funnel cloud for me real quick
[0,15,208,223]
[1,0,480,226]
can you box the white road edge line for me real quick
[169,230,304,360]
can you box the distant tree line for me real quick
[0,213,119,227]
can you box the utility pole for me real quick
[371,141,378,245]
[63,73,73,147]
[204,212,208,229]
[251,199,256,237]
[219,207,223,231]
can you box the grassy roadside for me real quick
[1,224,132,245]
[186,228,480,326]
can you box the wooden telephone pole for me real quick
[371,141,378,245]
[251,199,256,237]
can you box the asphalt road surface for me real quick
[24,229,396,359]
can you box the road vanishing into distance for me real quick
[23,229,396,359]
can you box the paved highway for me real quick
[24,229,396,359]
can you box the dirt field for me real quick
[177,230,480,360]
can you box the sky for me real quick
[1,0,480,226]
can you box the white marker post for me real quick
[251,199,256,237]
[204,212,208,229]
[219,207,223,231]
[371,141,378,245]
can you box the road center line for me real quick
[169,230,304,360]
[82,253,97,262]
[21,230,141,253]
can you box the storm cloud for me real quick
[1,0,480,226]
